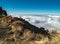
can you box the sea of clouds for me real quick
[21,15,60,30]
[12,15,60,30]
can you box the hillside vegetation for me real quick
[0,7,60,44]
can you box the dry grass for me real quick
[0,16,60,44]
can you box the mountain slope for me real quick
[0,7,60,44]
[0,16,60,44]
[0,16,51,44]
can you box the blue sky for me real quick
[0,0,60,15]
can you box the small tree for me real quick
[0,7,8,16]
[2,10,7,16]
[0,7,3,16]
